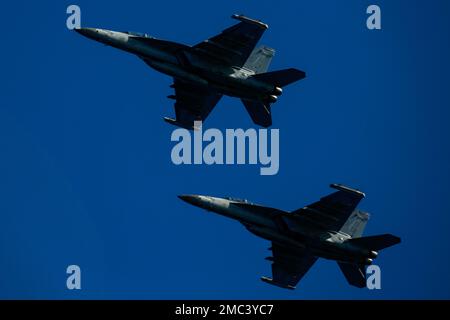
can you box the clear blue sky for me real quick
[1,0,450,299]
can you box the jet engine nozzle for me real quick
[273,87,283,96]
[268,95,278,103]
[369,251,378,258]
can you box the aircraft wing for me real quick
[290,184,366,232]
[193,14,268,67]
[261,243,318,289]
[164,79,222,130]
[232,202,287,219]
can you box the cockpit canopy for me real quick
[122,31,151,38]
[225,197,252,204]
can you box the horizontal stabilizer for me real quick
[241,99,272,127]
[348,234,401,251]
[337,263,366,288]
[251,68,305,87]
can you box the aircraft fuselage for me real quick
[75,28,280,102]
[178,195,378,265]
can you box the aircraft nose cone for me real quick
[74,27,98,39]
[178,195,199,206]
[74,27,87,35]
[178,194,204,207]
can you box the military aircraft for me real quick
[75,14,306,129]
[178,184,401,289]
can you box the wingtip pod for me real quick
[163,117,200,131]
[232,14,269,30]
[330,183,366,198]
[260,277,295,290]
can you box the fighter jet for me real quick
[75,14,305,129]
[178,184,401,290]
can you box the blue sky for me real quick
[1,0,450,299]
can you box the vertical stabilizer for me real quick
[340,210,370,238]
[243,46,275,74]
